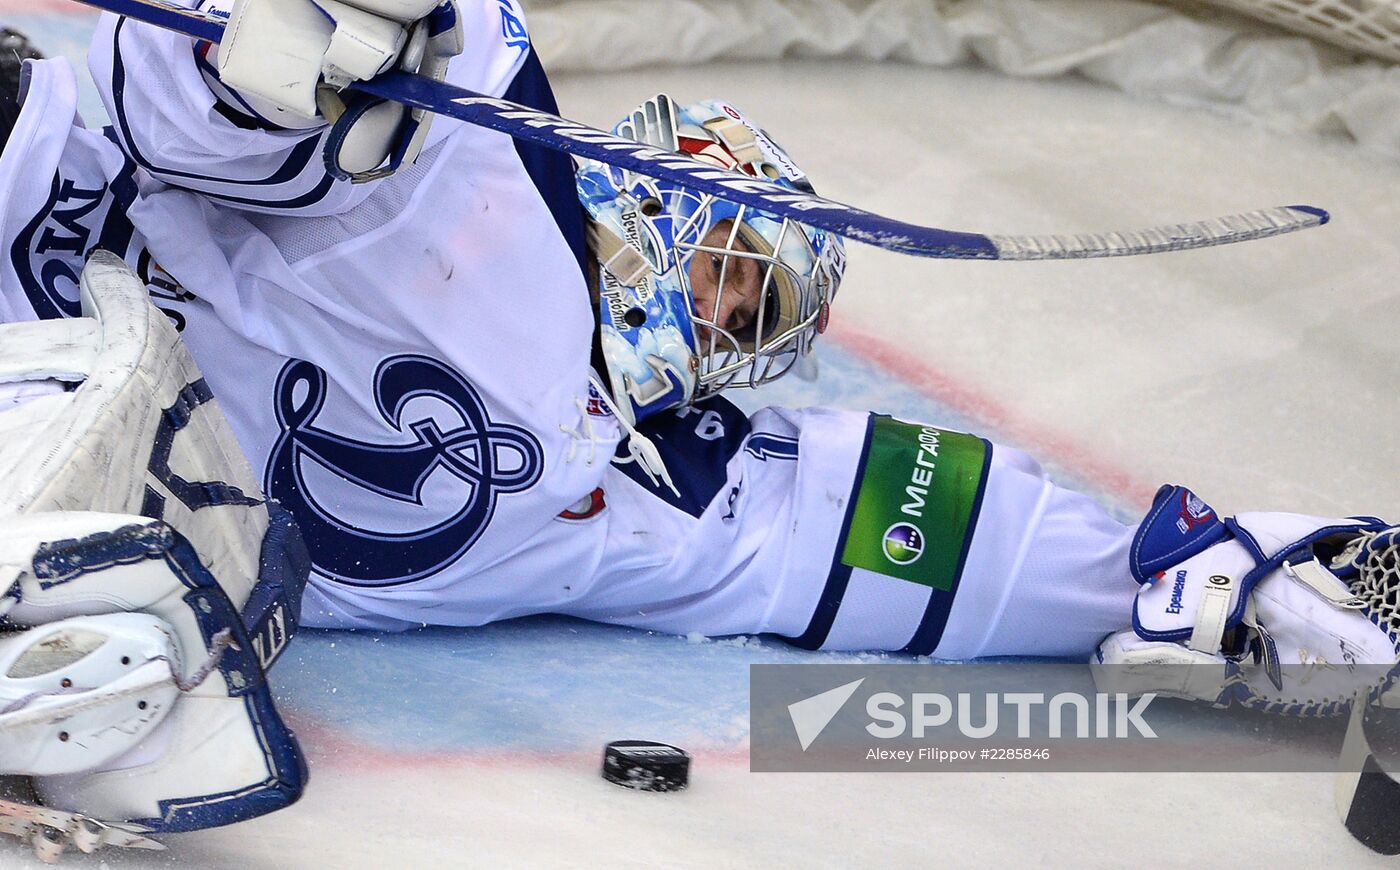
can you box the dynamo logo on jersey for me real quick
[265,355,543,587]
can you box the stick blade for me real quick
[986,205,1329,261]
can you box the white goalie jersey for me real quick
[0,3,1142,661]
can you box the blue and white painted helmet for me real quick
[576,95,847,425]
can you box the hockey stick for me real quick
[77,0,1330,260]
[1337,697,1400,855]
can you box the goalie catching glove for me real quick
[1093,485,1400,715]
[0,252,310,863]
[210,0,464,180]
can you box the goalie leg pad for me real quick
[0,614,180,778]
[4,513,308,832]
[0,251,310,835]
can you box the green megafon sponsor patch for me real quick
[840,417,989,589]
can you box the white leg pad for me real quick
[0,252,307,835]
[0,614,180,777]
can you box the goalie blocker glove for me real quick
[0,252,311,861]
[1092,485,1400,715]
[210,0,465,181]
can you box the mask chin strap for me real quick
[587,373,681,499]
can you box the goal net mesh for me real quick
[1184,0,1400,64]
[524,0,1400,160]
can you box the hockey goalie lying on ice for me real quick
[1,0,1398,859]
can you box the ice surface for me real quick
[2,5,1399,867]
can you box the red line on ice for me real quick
[824,318,1157,507]
[0,0,98,14]
[290,716,751,770]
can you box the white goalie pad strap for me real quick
[702,117,764,167]
[587,221,652,287]
[0,319,97,384]
[1187,572,1234,654]
[1284,558,1368,609]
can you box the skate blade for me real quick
[0,798,165,863]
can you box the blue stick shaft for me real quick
[73,0,1329,261]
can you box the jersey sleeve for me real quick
[0,57,142,326]
[565,399,1138,660]
[87,0,534,217]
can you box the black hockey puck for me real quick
[601,740,689,792]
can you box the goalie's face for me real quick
[686,220,765,346]
[672,200,834,403]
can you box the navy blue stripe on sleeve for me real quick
[899,439,993,656]
[782,414,876,650]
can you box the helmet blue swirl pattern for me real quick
[576,95,847,424]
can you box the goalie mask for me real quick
[576,95,846,425]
